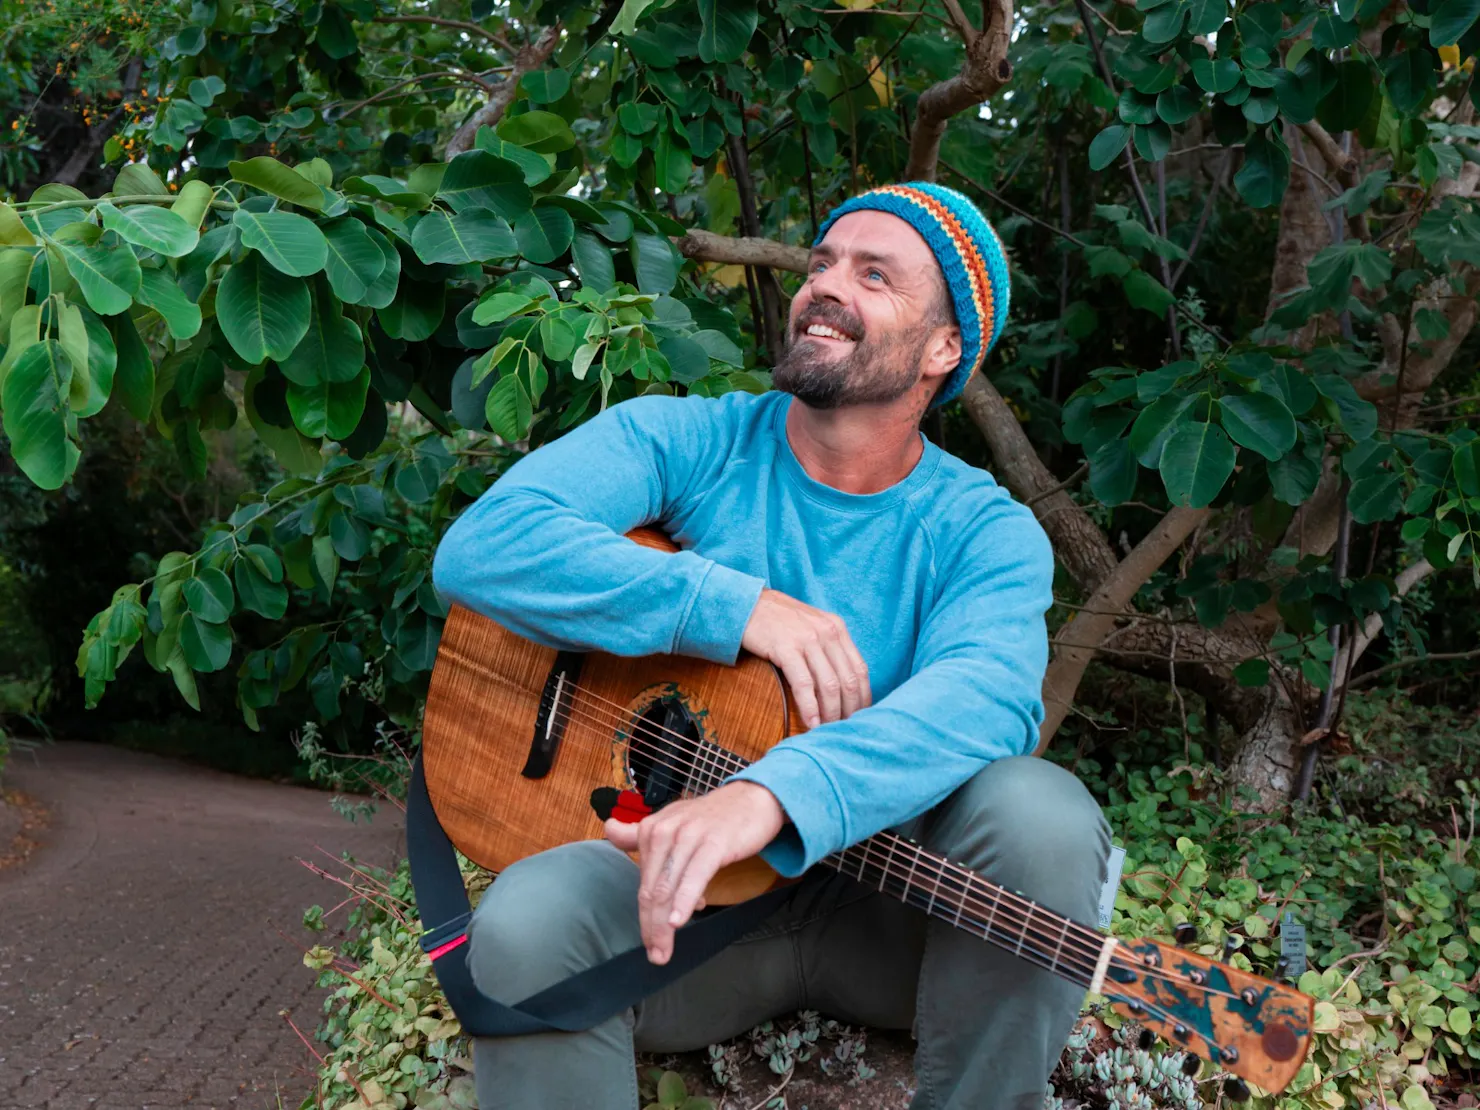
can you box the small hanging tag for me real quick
[1097,845,1128,931]
[1280,912,1307,979]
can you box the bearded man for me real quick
[432,183,1111,1110]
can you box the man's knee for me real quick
[467,840,640,1003]
[929,756,1110,916]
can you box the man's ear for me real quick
[921,325,962,389]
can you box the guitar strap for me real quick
[406,753,799,1037]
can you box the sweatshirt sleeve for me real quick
[431,395,766,662]
[728,497,1054,876]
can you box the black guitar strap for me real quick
[405,753,799,1036]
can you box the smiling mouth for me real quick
[799,322,857,343]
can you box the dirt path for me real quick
[0,742,404,1110]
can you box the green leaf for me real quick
[411,209,518,266]
[1347,472,1403,524]
[496,111,577,154]
[436,150,533,218]
[1269,452,1321,504]
[1191,57,1241,93]
[513,207,575,265]
[613,0,659,34]
[379,280,444,342]
[571,230,617,292]
[1157,85,1201,125]
[113,161,170,196]
[1432,0,1480,45]
[109,312,154,422]
[1160,421,1237,506]
[53,235,141,315]
[234,209,329,277]
[1129,392,1194,465]
[1,340,77,489]
[1234,658,1270,686]
[1089,437,1139,505]
[658,335,710,384]
[217,253,311,363]
[1185,0,1227,34]
[522,68,571,103]
[172,344,223,407]
[360,226,401,310]
[485,373,533,441]
[321,219,387,304]
[1382,50,1436,115]
[287,366,370,439]
[184,568,233,623]
[245,365,322,475]
[1234,130,1290,209]
[473,130,554,186]
[1313,373,1378,441]
[632,231,680,294]
[136,267,202,339]
[1218,392,1296,460]
[180,612,232,672]
[697,0,757,63]
[1088,124,1130,171]
[1318,60,1374,133]
[235,558,289,622]
[1124,270,1176,315]
[98,202,199,257]
[280,286,364,386]
[539,314,579,361]
[472,291,536,326]
[229,157,326,210]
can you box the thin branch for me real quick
[1026,462,1088,506]
[941,159,1089,246]
[1171,152,1230,290]
[339,70,499,118]
[375,14,514,53]
[904,0,1013,180]
[1349,648,1480,688]
[674,228,809,272]
[445,26,561,157]
[941,0,979,42]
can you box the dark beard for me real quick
[773,303,931,410]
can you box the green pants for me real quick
[467,756,1110,1110]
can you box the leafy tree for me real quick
[4,0,1480,815]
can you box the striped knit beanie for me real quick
[814,182,1010,407]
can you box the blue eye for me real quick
[812,261,828,274]
[866,269,885,282]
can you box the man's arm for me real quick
[728,501,1054,876]
[431,394,766,663]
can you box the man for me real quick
[432,182,1110,1110]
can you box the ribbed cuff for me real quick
[728,747,846,877]
[672,558,766,664]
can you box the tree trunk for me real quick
[1224,683,1304,809]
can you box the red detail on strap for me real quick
[427,933,469,961]
[611,789,652,824]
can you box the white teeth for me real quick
[805,324,852,341]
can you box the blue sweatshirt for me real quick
[431,389,1054,877]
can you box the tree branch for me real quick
[445,26,560,158]
[674,228,809,272]
[375,14,515,53]
[903,0,1013,180]
[1037,506,1211,749]
[958,375,1119,592]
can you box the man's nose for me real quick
[806,264,847,304]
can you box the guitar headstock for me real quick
[1102,936,1315,1094]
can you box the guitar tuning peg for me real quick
[1173,922,1198,946]
[1224,1077,1251,1102]
[1180,1053,1200,1078]
[1137,1028,1154,1051]
[1222,934,1240,961]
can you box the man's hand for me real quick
[604,781,786,965]
[741,588,872,729]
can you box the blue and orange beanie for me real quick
[814,182,1011,407]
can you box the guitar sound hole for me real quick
[628,696,705,810]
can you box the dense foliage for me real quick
[4,0,1480,1103]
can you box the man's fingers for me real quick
[777,649,821,729]
[837,626,872,708]
[804,635,844,724]
[604,818,639,851]
[668,842,724,928]
[819,633,864,719]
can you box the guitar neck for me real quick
[819,830,1103,990]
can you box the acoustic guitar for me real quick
[421,529,1314,1097]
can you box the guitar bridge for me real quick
[521,651,585,779]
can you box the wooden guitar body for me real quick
[423,536,795,904]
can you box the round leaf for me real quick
[411,209,518,265]
[136,267,202,339]
[280,288,365,386]
[1156,85,1201,125]
[698,0,758,63]
[513,207,575,265]
[228,157,325,210]
[234,209,329,276]
[1088,124,1130,171]
[631,231,680,294]
[286,366,370,439]
[180,612,233,672]
[99,202,199,257]
[1347,471,1403,524]
[436,150,533,218]
[217,253,311,363]
[1160,421,1237,507]
[521,68,571,103]
[322,218,387,304]
[1089,437,1139,506]
[0,340,77,489]
[1218,392,1297,460]
[1233,131,1290,209]
[1317,60,1374,133]
[183,568,234,623]
[53,235,141,315]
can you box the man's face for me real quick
[774,209,957,410]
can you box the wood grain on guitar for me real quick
[420,528,1315,1094]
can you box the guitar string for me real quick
[456,663,1237,1000]
[501,670,1217,997]
[498,685,1246,1006]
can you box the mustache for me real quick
[791,301,865,343]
